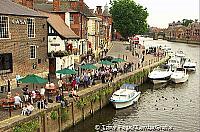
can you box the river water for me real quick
[67,39,200,132]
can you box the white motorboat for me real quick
[167,50,175,57]
[171,68,189,83]
[183,58,197,71]
[167,57,182,70]
[161,45,172,52]
[148,65,173,84]
[110,84,141,109]
[175,50,185,58]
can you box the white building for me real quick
[40,11,79,77]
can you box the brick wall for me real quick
[0,15,48,82]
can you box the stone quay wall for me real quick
[0,57,169,132]
[168,39,200,45]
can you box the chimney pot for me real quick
[53,0,60,11]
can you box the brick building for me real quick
[34,0,90,62]
[165,20,200,42]
[0,0,48,86]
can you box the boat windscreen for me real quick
[120,83,137,90]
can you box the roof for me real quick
[34,2,96,17]
[103,4,111,17]
[82,3,96,17]
[39,11,79,39]
[0,0,46,17]
[34,3,70,12]
[103,9,111,17]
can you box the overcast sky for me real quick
[84,0,200,28]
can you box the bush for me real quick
[50,111,58,120]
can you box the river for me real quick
[67,39,200,132]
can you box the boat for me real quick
[167,50,175,57]
[171,68,189,83]
[162,45,172,52]
[167,57,182,71]
[183,58,197,71]
[175,50,185,58]
[148,65,173,84]
[110,83,141,109]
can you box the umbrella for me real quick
[80,64,97,70]
[99,60,113,65]
[56,68,77,75]
[111,58,126,63]
[18,74,48,84]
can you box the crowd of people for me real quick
[4,85,49,116]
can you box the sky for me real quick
[84,0,200,28]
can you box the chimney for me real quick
[22,0,26,6]
[53,0,60,11]
[78,0,84,12]
[96,6,102,15]
[26,0,34,9]
[12,0,22,4]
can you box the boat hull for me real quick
[111,93,140,109]
[183,67,196,71]
[171,74,189,83]
[149,75,171,84]
[152,79,169,84]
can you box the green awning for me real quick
[56,68,77,75]
[80,64,97,70]
[18,74,48,84]
[99,60,113,65]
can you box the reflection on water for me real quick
[67,39,200,132]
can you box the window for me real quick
[0,16,9,39]
[70,14,74,24]
[0,53,13,74]
[27,18,35,38]
[48,26,55,34]
[30,45,36,59]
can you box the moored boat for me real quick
[110,84,141,109]
[148,65,172,84]
[183,58,197,71]
[175,50,185,58]
[167,57,182,70]
[171,68,189,83]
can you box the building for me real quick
[39,11,79,78]
[34,0,90,63]
[0,0,48,86]
[166,20,200,42]
[95,5,112,58]
[102,4,112,47]
[87,14,101,59]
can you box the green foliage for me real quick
[13,120,39,132]
[110,0,149,38]
[61,108,69,121]
[104,88,113,95]
[181,19,194,27]
[99,89,106,97]
[50,111,58,120]
[89,93,100,102]
[76,98,87,109]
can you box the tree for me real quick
[110,0,148,38]
[181,19,194,27]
